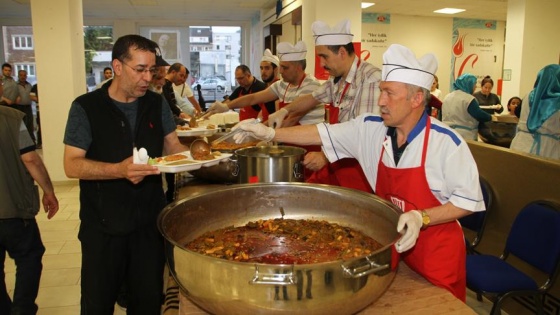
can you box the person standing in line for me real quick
[173,66,203,116]
[95,67,113,90]
[442,73,496,141]
[266,19,382,193]
[473,75,503,114]
[63,34,188,314]
[29,84,41,149]
[510,64,560,159]
[15,70,35,143]
[505,96,522,117]
[1,63,20,107]
[0,105,59,314]
[232,44,486,301]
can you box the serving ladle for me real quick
[190,139,212,160]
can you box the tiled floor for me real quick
[4,179,500,315]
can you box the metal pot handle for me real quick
[249,265,296,286]
[229,156,239,176]
[341,255,390,278]
[293,161,304,179]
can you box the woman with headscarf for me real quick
[442,73,494,140]
[510,64,560,159]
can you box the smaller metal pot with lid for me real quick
[235,145,306,183]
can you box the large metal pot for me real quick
[235,146,306,183]
[478,120,517,148]
[158,183,401,315]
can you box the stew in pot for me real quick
[185,218,383,264]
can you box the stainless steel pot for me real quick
[235,146,306,183]
[478,121,517,148]
[158,183,401,315]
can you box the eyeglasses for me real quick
[120,60,157,76]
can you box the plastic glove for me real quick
[395,210,423,253]
[207,101,230,115]
[267,108,288,129]
[232,119,275,143]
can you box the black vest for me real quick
[75,83,166,235]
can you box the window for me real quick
[13,35,33,50]
[15,64,36,76]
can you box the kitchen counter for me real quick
[175,262,475,314]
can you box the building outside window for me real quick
[13,35,33,50]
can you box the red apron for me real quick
[375,118,466,301]
[238,88,268,121]
[306,61,372,193]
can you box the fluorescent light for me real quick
[434,8,465,15]
[361,2,375,9]
[96,36,112,40]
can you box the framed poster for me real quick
[150,30,180,62]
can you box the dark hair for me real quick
[112,34,158,62]
[103,67,112,72]
[167,63,185,74]
[2,63,12,70]
[236,65,251,75]
[481,75,494,87]
[326,43,355,55]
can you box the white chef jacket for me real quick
[317,113,486,212]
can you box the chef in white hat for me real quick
[266,19,382,193]
[231,44,485,302]
[205,41,324,127]
[260,48,280,87]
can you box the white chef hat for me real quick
[382,44,438,90]
[277,41,307,61]
[312,19,353,46]
[261,49,279,67]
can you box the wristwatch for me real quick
[420,210,430,229]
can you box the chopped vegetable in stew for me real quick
[186,218,383,264]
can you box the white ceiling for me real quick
[2,0,508,22]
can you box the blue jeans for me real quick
[0,218,45,315]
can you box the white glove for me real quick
[395,210,423,253]
[267,108,288,129]
[232,119,275,143]
[133,147,149,164]
[207,101,230,114]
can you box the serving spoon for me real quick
[190,139,212,160]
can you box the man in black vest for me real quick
[63,35,188,314]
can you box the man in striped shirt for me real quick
[267,19,382,193]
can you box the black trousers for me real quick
[78,223,164,315]
[0,219,45,315]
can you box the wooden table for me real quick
[176,263,475,315]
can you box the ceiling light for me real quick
[434,8,465,15]
[361,2,375,9]
[96,36,112,40]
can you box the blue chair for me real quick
[459,176,493,254]
[466,200,560,315]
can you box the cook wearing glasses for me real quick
[62,35,188,313]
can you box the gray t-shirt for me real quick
[64,97,176,150]
[19,121,35,152]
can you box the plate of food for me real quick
[149,151,232,173]
[176,125,218,137]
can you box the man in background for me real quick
[208,65,273,121]
[0,105,59,314]
[30,84,41,149]
[260,48,280,87]
[95,67,113,90]
[1,63,19,107]
[15,70,35,143]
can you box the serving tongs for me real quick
[210,118,261,146]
